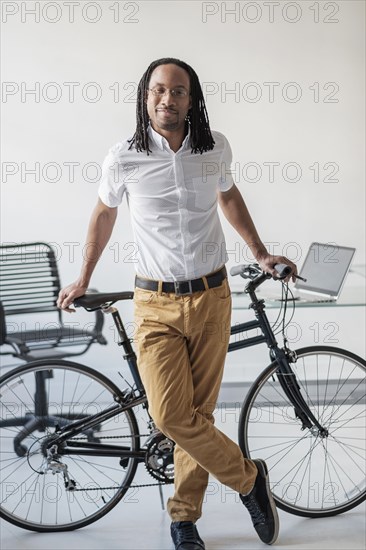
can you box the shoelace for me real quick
[175,522,199,543]
[242,494,265,526]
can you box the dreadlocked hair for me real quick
[128,57,215,155]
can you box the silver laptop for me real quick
[261,242,356,303]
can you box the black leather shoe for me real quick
[170,521,205,550]
[240,459,279,545]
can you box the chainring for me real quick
[145,432,175,483]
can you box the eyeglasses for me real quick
[148,87,189,98]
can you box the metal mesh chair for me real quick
[0,242,107,363]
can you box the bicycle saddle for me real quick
[74,291,134,310]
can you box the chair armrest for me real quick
[3,335,31,356]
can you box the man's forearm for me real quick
[78,200,118,286]
[218,185,268,260]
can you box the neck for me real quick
[151,123,188,153]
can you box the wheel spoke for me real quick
[241,348,366,515]
[0,362,139,530]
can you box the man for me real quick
[58,57,297,549]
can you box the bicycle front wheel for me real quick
[239,346,366,517]
[0,359,139,531]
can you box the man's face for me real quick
[146,64,192,133]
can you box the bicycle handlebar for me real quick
[230,265,248,277]
[230,263,291,280]
[273,263,292,278]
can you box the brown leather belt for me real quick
[135,266,227,296]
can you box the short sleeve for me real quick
[218,134,235,193]
[98,143,126,207]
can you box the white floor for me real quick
[1,479,365,550]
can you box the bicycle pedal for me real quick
[119,458,129,468]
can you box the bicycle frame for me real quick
[48,272,328,462]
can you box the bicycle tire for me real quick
[239,346,366,518]
[0,359,140,532]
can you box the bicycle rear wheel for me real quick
[239,346,366,517]
[0,360,139,531]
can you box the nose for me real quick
[160,90,176,106]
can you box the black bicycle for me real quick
[0,264,365,532]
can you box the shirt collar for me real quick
[147,122,191,152]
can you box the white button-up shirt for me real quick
[98,124,234,281]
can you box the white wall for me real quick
[2,0,365,373]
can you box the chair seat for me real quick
[6,326,100,344]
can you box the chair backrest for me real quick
[0,242,62,317]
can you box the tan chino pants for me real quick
[134,275,257,522]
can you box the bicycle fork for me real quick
[273,348,329,437]
[246,287,329,438]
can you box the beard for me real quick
[157,120,180,130]
[155,110,180,131]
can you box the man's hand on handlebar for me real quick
[256,254,298,284]
[57,281,88,313]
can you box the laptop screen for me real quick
[294,242,356,297]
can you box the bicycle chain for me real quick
[72,433,149,440]
[69,433,166,491]
[73,481,165,491]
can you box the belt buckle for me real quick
[174,280,193,295]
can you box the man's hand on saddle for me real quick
[57,281,88,313]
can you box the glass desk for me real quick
[232,286,366,309]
